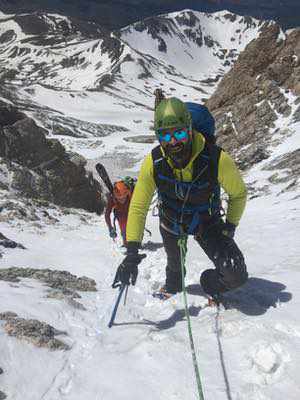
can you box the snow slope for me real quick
[0,121,299,400]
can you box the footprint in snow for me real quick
[247,342,290,385]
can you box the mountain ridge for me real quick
[0,0,299,31]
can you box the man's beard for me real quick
[165,140,192,169]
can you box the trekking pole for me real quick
[178,235,205,400]
[108,284,127,328]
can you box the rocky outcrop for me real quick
[37,112,128,139]
[206,25,300,171]
[0,100,104,214]
[0,312,69,350]
[0,268,97,347]
[0,232,26,252]
[0,367,5,400]
[0,267,97,293]
[263,149,300,193]
[0,267,96,309]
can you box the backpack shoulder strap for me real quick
[151,145,175,183]
[207,143,222,185]
[152,145,163,163]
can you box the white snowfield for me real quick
[0,7,300,400]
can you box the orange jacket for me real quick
[105,193,132,229]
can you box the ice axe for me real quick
[108,283,128,328]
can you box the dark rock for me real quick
[100,36,123,63]
[0,312,18,320]
[0,100,104,214]
[14,13,106,39]
[0,391,7,400]
[0,232,26,250]
[124,135,156,144]
[0,29,15,43]
[0,267,97,292]
[204,35,215,48]
[237,144,270,170]
[65,298,87,311]
[293,104,300,122]
[224,13,237,23]
[0,101,26,127]
[2,314,69,350]
[36,111,128,138]
[175,11,199,28]
[263,148,300,174]
[206,26,300,170]
[0,239,25,249]
[0,367,3,374]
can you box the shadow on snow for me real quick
[187,276,292,316]
[113,277,292,330]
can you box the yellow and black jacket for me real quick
[126,131,247,243]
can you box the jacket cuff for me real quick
[225,220,237,229]
[126,241,141,253]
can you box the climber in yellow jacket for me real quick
[113,97,248,300]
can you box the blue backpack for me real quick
[185,102,216,143]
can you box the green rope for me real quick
[178,235,205,400]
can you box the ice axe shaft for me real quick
[108,284,127,328]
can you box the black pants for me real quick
[160,222,248,296]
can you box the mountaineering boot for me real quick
[207,294,222,307]
[152,286,176,300]
[200,268,227,297]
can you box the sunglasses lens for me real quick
[159,132,171,142]
[158,128,189,143]
[174,130,188,141]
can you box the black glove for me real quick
[214,239,245,272]
[221,221,236,239]
[112,243,146,288]
[203,220,244,274]
[202,219,236,242]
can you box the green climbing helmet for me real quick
[122,176,136,190]
[154,97,191,136]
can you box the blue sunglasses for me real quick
[158,128,189,143]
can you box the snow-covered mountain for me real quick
[0,0,299,31]
[0,9,276,159]
[0,10,269,92]
[0,7,300,400]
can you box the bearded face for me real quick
[158,126,193,168]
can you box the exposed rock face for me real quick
[0,100,104,214]
[0,232,26,251]
[0,313,69,350]
[37,112,128,139]
[206,25,300,173]
[0,367,6,400]
[0,268,96,309]
[263,149,300,192]
[0,267,97,293]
